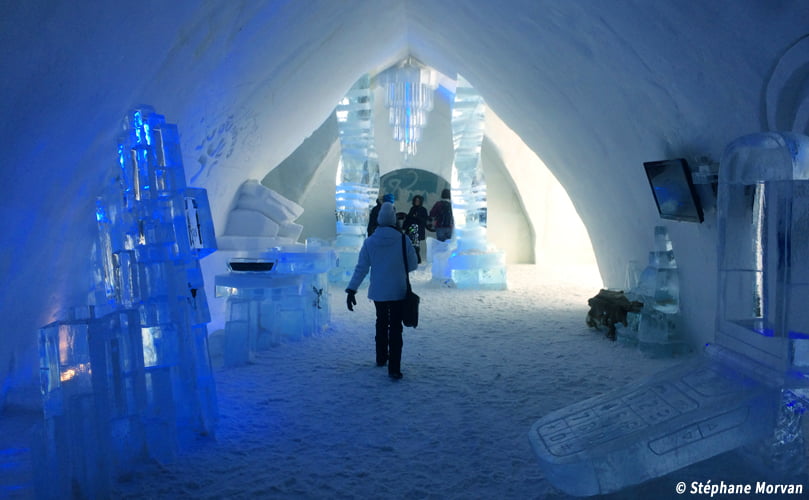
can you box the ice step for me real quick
[528,355,779,496]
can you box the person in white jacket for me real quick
[346,202,418,379]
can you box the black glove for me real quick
[346,289,357,311]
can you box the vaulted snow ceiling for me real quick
[1,0,809,385]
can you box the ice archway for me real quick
[2,0,809,398]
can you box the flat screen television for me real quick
[643,158,704,223]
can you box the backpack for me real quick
[436,200,453,227]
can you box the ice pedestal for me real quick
[449,250,506,290]
[433,226,507,290]
[529,345,781,496]
[428,237,454,283]
[215,246,335,367]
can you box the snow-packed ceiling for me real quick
[1,0,808,390]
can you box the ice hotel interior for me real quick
[2,1,809,498]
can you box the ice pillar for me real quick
[444,75,506,289]
[332,75,379,283]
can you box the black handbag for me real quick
[400,233,420,328]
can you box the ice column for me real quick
[444,75,506,289]
[37,106,219,498]
[331,75,380,284]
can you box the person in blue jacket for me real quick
[346,201,418,379]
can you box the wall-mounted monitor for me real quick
[643,158,704,223]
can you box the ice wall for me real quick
[2,0,809,399]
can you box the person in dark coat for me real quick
[406,195,428,263]
[346,202,418,379]
[429,188,454,242]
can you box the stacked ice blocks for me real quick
[37,106,219,499]
[618,227,686,357]
[447,227,506,290]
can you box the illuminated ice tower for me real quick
[331,75,380,283]
[444,75,506,289]
[99,106,219,450]
[38,106,218,498]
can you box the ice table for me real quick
[215,247,335,366]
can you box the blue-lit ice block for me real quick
[330,233,365,285]
[428,237,454,283]
[184,187,218,258]
[262,244,336,275]
[529,345,780,496]
[444,227,507,290]
[38,307,113,499]
[88,309,148,473]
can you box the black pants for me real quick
[374,300,404,375]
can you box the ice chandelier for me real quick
[380,56,437,157]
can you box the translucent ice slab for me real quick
[528,345,779,496]
[261,246,336,275]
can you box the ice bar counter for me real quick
[215,244,336,367]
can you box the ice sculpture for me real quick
[331,75,380,284]
[617,227,687,356]
[214,239,336,367]
[218,179,305,250]
[206,178,335,368]
[529,132,809,495]
[441,75,506,290]
[37,107,218,498]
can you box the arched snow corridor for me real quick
[2,1,809,498]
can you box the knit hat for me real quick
[377,202,396,227]
[382,193,395,203]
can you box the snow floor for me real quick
[2,264,807,499]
